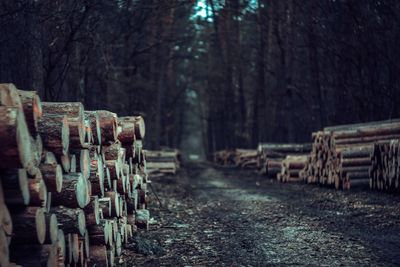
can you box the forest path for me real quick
[125,163,400,266]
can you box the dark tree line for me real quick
[193,0,400,154]
[1,0,400,156]
[0,0,194,149]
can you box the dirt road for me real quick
[124,163,400,266]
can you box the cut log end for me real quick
[133,116,145,140]
[35,208,46,244]
[46,213,59,244]
[18,169,30,205]
[78,209,86,236]
[55,164,63,193]
[0,228,9,267]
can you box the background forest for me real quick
[1,0,400,158]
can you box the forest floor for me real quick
[123,162,400,266]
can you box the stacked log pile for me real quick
[300,132,341,187]
[278,155,308,183]
[258,143,311,177]
[214,150,237,166]
[0,83,150,267]
[144,149,181,175]
[213,149,259,169]
[301,119,400,191]
[233,149,258,169]
[370,140,400,192]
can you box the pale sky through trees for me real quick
[194,0,208,18]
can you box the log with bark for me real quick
[135,209,149,230]
[44,213,59,244]
[42,102,85,148]
[323,118,400,132]
[51,207,86,236]
[97,110,118,144]
[0,169,30,207]
[0,107,36,172]
[0,94,152,266]
[39,163,63,193]
[70,148,91,179]
[133,116,145,140]
[301,119,400,191]
[17,90,42,136]
[105,160,120,181]
[56,229,66,264]
[257,143,312,177]
[103,142,125,165]
[104,191,120,218]
[279,155,308,183]
[85,111,102,145]
[144,149,181,175]
[28,173,47,207]
[89,170,105,197]
[51,173,89,209]
[117,116,136,145]
[88,220,112,246]
[370,140,400,192]
[84,196,100,226]
[0,84,23,109]
[89,245,109,267]
[0,227,9,267]
[9,244,58,267]
[133,140,144,164]
[38,113,69,156]
[11,207,46,245]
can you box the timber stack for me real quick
[300,119,400,191]
[233,149,258,169]
[213,150,236,166]
[0,83,150,267]
[278,155,308,183]
[258,143,311,178]
[144,149,181,176]
[213,149,259,169]
[370,140,400,192]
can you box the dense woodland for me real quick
[1,0,400,156]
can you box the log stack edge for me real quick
[0,83,150,267]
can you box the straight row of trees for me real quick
[1,0,400,156]
[0,0,193,149]
[196,0,400,153]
